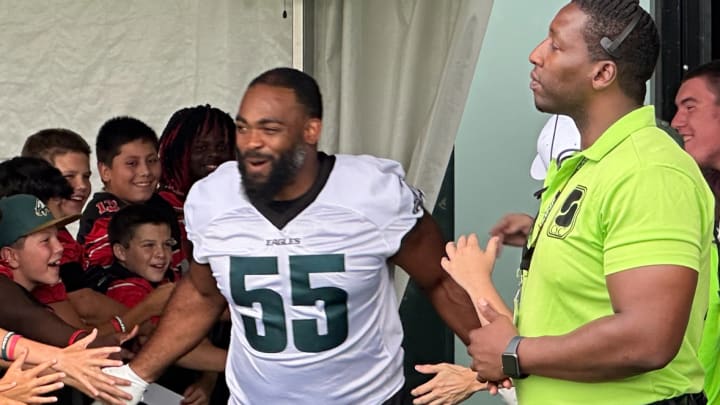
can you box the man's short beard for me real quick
[237,143,307,202]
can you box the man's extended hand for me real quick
[489,214,534,250]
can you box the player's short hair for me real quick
[249,67,323,119]
[0,157,72,203]
[22,128,91,163]
[159,104,235,195]
[573,0,659,103]
[682,60,720,105]
[108,204,174,248]
[96,116,158,166]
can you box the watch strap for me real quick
[504,335,524,354]
[502,335,528,378]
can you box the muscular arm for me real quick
[129,259,226,382]
[518,265,697,380]
[391,212,481,345]
[0,278,78,347]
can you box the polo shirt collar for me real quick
[581,105,656,162]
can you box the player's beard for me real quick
[236,142,307,203]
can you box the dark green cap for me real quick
[0,194,80,247]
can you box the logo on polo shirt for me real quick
[547,185,586,239]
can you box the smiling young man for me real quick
[460,1,713,404]
[672,60,720,405]
[99,67,480,405]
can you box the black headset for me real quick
[600,12,642,58]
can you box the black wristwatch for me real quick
[502,335,528,379]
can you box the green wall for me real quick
[453,1,650,404]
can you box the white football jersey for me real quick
[185,154,424,405]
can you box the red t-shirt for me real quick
[78,192,184,271]
[105,262,178,324]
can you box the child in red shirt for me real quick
[106,204,225,404]
[78,117,183,275]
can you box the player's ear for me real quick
[303,118,322,146]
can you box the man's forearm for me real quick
[519,314,677,381]
[130,277,225,382]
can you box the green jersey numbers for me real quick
[229,256,288,353]
[230,254,349,353]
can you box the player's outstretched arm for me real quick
[128,258,226,383]
[391,211,480,345]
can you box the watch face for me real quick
[502,353,519,377]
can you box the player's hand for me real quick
[0,349,65,404]
[489,213,534,251]
[91,365,148,405]
[411,363,486,404]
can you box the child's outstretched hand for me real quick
[441,234,500,319]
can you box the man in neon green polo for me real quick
[672,60,720,405]
[459,1,714,404]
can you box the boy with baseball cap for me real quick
[0,194,80,291]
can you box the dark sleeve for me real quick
[0,278,78,347]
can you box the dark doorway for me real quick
[654,0,713,123]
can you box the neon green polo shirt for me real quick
[699,242,720,404]
[515,106,714,405]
